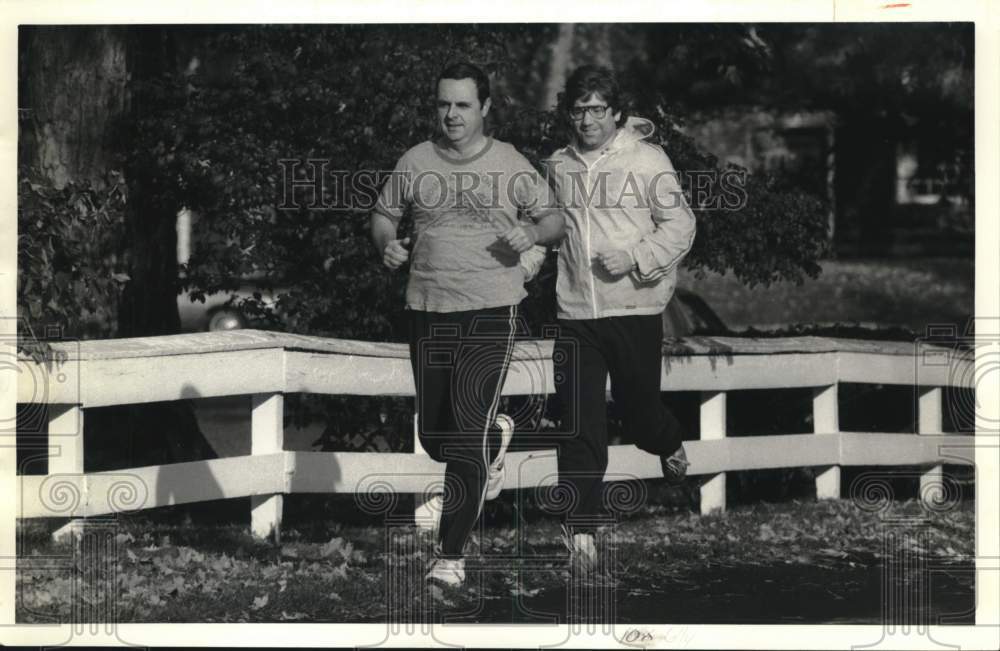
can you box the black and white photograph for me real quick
[3,1,997,648]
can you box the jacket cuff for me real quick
[628,243,657,283]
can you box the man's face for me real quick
[571,92,621,152]
[436,77,490,147]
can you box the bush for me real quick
[17,167,129,344]
[24,25,831,451]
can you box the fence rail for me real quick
[15,329,976,539]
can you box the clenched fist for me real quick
[382,237,411,270]
[596,249,635,277]
[499,225,538,253]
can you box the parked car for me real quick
[177,281,279,333]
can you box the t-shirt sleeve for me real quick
[373,154,413,223]
[511,157,558,224]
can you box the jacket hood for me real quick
[611,115,656,149]
[562,115,656,159]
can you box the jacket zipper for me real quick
[582,164,597,318]
[580,149,611,319]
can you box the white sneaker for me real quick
[485,414,514,501]
[426,556,466,587]
[570,533,597,573]
[561,525,598,574]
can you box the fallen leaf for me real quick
[427,584,455,606]
[512,585,541,597]
[251,594,269,610]
[320,537,354,562]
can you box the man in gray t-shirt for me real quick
[370,62,564,589]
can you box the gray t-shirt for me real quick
[375,138,554,312]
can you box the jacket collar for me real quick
[561,116,656,163]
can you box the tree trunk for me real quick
[541,24,575,110]
[20,26,216,474]
[118,26,183,338]
[834,116,896,257]
[117,27,217,479]
[19,26,128,188]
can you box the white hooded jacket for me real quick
[544,116,697,319]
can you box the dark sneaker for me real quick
[660,444,690,486]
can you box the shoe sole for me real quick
[495,414,514,460]
[426,562,465,588]
[663,463,689,486]
[662,447,690,486]
[485,414,514,501]
[485,463,505,501]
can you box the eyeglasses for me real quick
[569,105,610,121]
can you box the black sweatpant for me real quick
[554,314,684,530]
[408,305,519,557]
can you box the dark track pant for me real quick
[554,314,684,530]
[408,306,519,557]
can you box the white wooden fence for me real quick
[15,330,975,540]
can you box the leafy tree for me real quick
[17,27,131,345]
[16,168,129,342]
[624,23,974,254]
[17,26,217,473]
[21,24,830,452]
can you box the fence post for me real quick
[813,384,841,499]
[251,392,284,541]
[50,405,85,543]
[48,404,84,475]
[918,387,944,507]
[699,391,726,515]
[412,412,441,531]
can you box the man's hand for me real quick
[382,237,411,270]
[596,249,635,277]
[500,225,538,253]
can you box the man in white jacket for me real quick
[545,65,697,571]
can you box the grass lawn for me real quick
[679,257,974,334]
[17,497,974,625]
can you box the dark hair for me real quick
[436,62,491,106]
[559,64,629,125]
